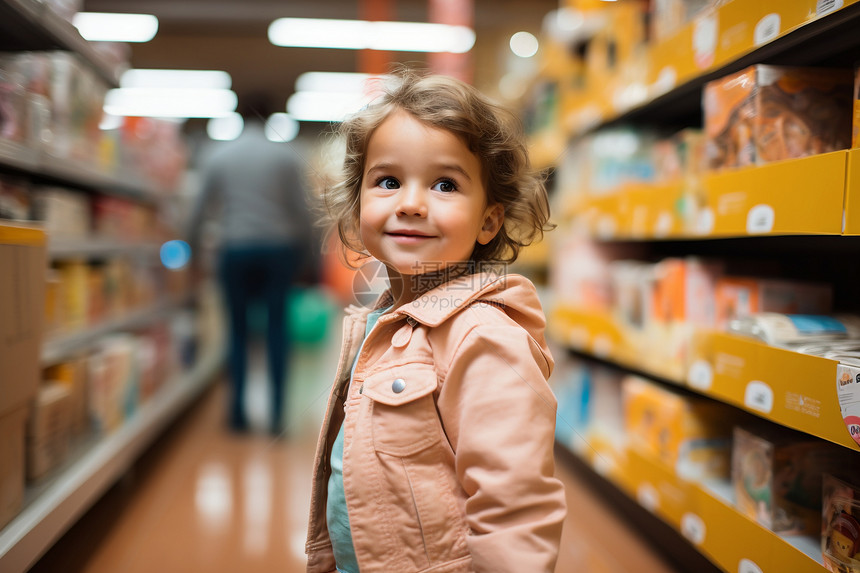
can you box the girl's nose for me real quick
[396,185,427,217]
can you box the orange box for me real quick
[622,375,735,480]
[649,258,721,326]
[715,277,833,329]
[704,65,854,170]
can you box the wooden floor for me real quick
[29,336,688,573]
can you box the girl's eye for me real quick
[377,177,400,190]
[432,180,457,193]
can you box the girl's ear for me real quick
[477,203,504,245]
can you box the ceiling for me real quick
[82,0,558,126]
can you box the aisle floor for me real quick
[31,328,683,573]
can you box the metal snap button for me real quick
[391,378,406,393]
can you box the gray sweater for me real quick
[189,122,312,247]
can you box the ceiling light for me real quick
[286,91,373,122]
[73,12,158,43]
[510,31,539,58]
[207,113,244,141]
[295,72,383,94]
[268,18,475,53]
[104,88,238,118]
[121,69,232,90]
[265,113,300,142]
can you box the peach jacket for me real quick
[305,272,567,573]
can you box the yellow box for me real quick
[622,375,735,481]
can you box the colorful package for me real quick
[715,277,833,329]
[732,425,857,535]
[822,474,860,572]
[704,65,853,169]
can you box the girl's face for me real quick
[359,110,503,279]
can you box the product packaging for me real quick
[822,474,860,572]
[0,176,31,221]
[704,65,853,170]
[622,375,734,480]
[44,356,90,436]
[55,260,89,331]
[729,313,859,348]
[715,277,833,329]
[0,407,27,529]
[31,186,92,240]
[732,425,857,535]
[26,382,72,481]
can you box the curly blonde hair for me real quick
[322,68,552,267]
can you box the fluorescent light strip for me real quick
[104,88,238,118]
[121,69,232,90]
[287,91,374,122]
[265,113,299,142]
[296,72,381,93]
[73,12,158,43]
[207,113,244,141]
[269,18,475,53]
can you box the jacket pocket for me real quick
[362,364,441,456]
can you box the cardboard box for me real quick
[0,406,27,530]
[732,425,859,535]
[26,382,72,481]
[44,356,89,436]
[0,223,47,418]
[704,65,853,170]
[715,277,833,329]
[622,375,734,480]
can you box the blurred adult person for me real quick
[189,93,314,435]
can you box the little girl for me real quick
[306,70,566,573]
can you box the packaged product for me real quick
[622,375,735,480]
[0,407,27,529]
[649,257,721,327]
[652,128,707,183]
[31,186,92,239]
[715,277,833,329]
[26,382,72,481]
[732,425,857,535]
[704,65,853,170]
[0,176,31,221]
[87,335,139,433]
[837,363,860,448]
[729,313,860,348]
[55,260,89,331]
[0,68,27,143]
[822,474,860,572]
[44,357,90,436]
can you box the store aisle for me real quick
[31,322,683,573]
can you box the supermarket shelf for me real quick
[0,144,165,203]
[0,338,223,573]
[48,239,160,261]
[0,0,119,87]
[41,302,174,366]
[558,439,826,573]
[564,151,848,241]
[844,149,860,235]
[563,0,860,136]
[550,306,860,452]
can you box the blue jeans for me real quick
[219,243,301,432]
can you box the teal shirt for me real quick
[327,306,390,573]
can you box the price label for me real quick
[688,360,714,391]
[655,211,673,238]
[681,513,706,545]
[693,13,718,69]
[637,483,659,512]
[744,380,774,414]
[738,558,763,573]
[746,204,775,234]
[754,14,781,46]
[653,67,677,97]
[817,0,844,16]
[696,207,715,235]
[593,334,613,359]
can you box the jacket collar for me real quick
[349,271,509,327]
